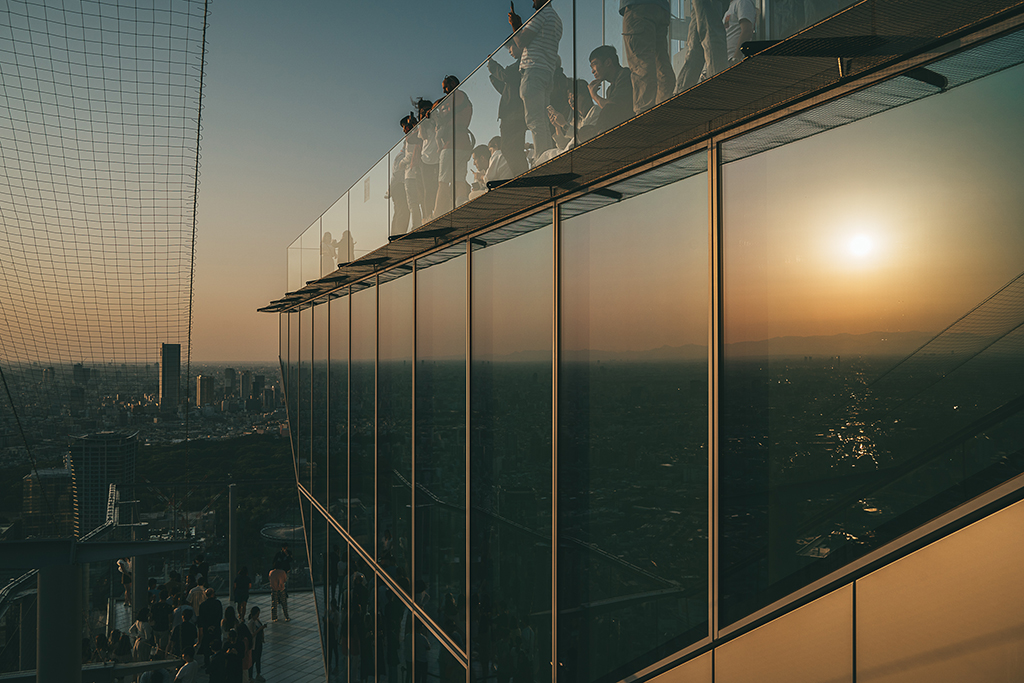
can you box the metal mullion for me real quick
[551,201,560,683]
[465,237,472,683]
[412,261,418,683]
[374,275,379,567]
[308,489,470,668]
[709,140,722,642]
[411,261,417,610]
[347,288,352,540]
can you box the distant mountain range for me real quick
[490,330,941,363]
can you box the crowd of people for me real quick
[384,0,759,237]
[84,547,302,682]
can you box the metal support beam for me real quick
[228,483,237,604]
[37,564,81,683]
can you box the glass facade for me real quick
[276,20,1024,683]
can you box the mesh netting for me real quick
[0,0,207,463]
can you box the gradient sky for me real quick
[192,0,509,361]
[192,1,1024,362]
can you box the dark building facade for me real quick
[66,431,138,535]
[268,1,1024,681]
[160,342,181,413]
[21,468,76,538]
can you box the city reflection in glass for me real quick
[558,164,709,682]
[471,221,553,683]
[720,62,1024,626]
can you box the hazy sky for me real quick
[192,0,507,361]
[192,2,1024,362]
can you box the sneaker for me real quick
[272,617,278,622]
[284,617,291,622]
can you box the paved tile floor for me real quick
[250,590,325,683]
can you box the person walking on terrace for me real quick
[269,565,290,622]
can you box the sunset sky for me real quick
[193,1,1024,362]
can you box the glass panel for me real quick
[558,164,710,682]
[288,312,300,477]
[323,193,352,273]
[470,220,553,683]
[313,303,330,504]
[503,0,572,165]
[312,508,330,674]
[389,138,412,237]
[351,285,377,552]
[432,76,466,216]
[719,62,1024,626]
[458,58,506,205]
[415,613,467,683]
[766,0,851,41]
[414,97,443,225]
[377,578,411,683]
[349,550,374,683]
[351,158,391,261]
[415,247,468,646]
[326,531,348,680]
[301,219,322,285]
[287,236,303,292]
[330,293,350,529]
[299,309,314,493]
[378,273,414,591]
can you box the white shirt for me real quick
[485,151,512,183]
[724,0,757,59]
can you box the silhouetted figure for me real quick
[508,0,563,156]
[621,0,674,113]
[488,44,529,177]
[415,99,439,222]
[433,75,473,216]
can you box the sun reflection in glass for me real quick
[848,233,874,259]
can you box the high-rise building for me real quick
[264,2,1024,680]
[21,468,76,538]
[240,370,253,400]
[224,367,237,396]
[160,343,181,413]
[196,375,215,407]
[66,431,137,535]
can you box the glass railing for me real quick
[285,0,857,292]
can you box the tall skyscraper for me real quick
[240,370,253,400]
[66,431,137,535]
[196,375,215,407]
[224,367,238,397]
[160,343,181,413]
[22,468,76,538]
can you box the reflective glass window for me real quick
[378,273,414,590]
[720,61,1024,626]
[470,219,553,682]
[415,247,468,646]
[312,303,330,504]
[558,160,710,681]
[299,308,313,493]
[330,294,350,528]
[351,285,377,552]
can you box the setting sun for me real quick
[848,233,875,258]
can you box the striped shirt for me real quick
[519,4,562,73]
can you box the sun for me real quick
[847,233,874,258]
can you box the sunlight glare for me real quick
[848,233,874,258]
